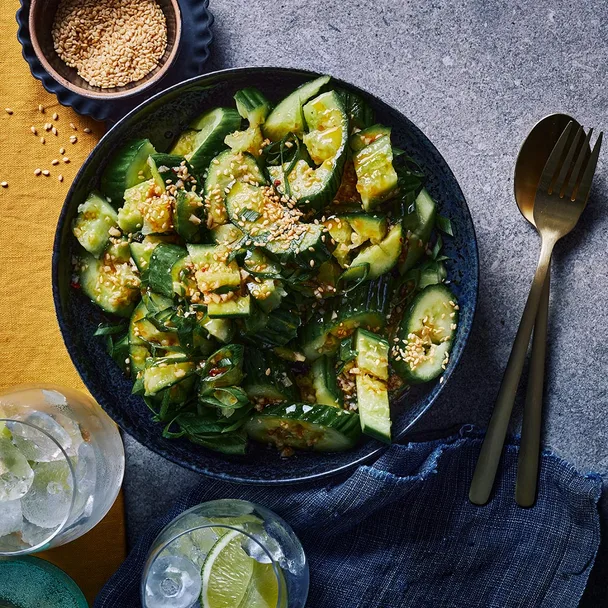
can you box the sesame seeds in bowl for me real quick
[27,0,182,100]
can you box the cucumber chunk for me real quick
[341,224,402,281]
[210,223,245,246]
[243,350,297,403]
[129,298,179,349]
[263,75,330,141]
[350,124,392,153]
[245,403,361,452]
[203,150,266,228]
[117,178,172,235]
[174,190,205,242]
[79,241,141,318]
[391,284,458,383]
[187,244,241,293]
[72,191,119,258]
[174,107,242,174]
[199,315,234,343]
[225,127,265,157]
[207,294,251,318]
[355,329,389,380]
[143,356,195,396]
[353,134,398,210]
[101,139,156,204]
[234,87,272,127]
[267,90,348,210]
[340,213,387,245]
[312,356,343,407]
[399,188,437,274]
[356,373,391,444]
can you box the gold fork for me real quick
[469,122,603,506]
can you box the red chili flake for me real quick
[71,281,81,289]
[274,179,281,186]
[208,367,225,377]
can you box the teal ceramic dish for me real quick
[52,67,479,484]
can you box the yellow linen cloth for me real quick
[0,2,126,603]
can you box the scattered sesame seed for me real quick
[70,122,77,130]
[63,157,70,163]
[30,126,37,135]
[1,181,8,188]
[38,104,44,112]
[52,159,59,165]
[58,174,64,182]
[83,127,92,134]
[34,168,41,176]
[70,136,77,144]
[42,170,50,176]
[52,126,58,136]
[53,112,58,120]
[59,147,65,154]
[40,137,45,144]
[5,108,13,115]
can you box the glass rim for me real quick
[143,523,286,608]
[0,417,78,556]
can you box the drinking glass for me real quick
[0,555,88,607]
[142,499,309,608]
[0,384,124,554]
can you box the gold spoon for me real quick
[513,113,581,507]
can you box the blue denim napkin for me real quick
[95,427,602,608]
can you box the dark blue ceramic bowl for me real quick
[53,67,479,484]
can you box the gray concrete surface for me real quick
[123,0,608,545]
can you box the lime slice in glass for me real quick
[239,561,286,608]
[201,530,254,608]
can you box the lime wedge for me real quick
[201,530,254,608]
[239,561,286,608]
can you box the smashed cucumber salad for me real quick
[71,75,459,456]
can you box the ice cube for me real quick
[144,555,202,608]
[21,460,73,529]
[42,389,68,406]
[21,519,55,548]
[241,522,285,565]
[0,499,23,537]
[7,413,70,462]
[52,412,84,457]
[0,437,34,501]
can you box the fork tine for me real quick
[564,128,593,199]
[538,121,574,193]
[573,132,603,203]
[554,126,584,195]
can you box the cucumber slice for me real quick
[117,178,172,236]
[350,124,392,153]
[264,223,330,267]
[187,244,241,293]
[203,150,266,228]
[129,235,176,273]
[72,191,119,258]
[210,223,245,246]
[339,89,375,133]
[353,134,398,210]
[79,242,140,318]
[170,130,198,156]
[245,403,361,452]
[356,373,391,444]
[174,190,205,242]
[341,224,402,281]
[207,294,251,318]
[243,349,297,403]
[391,284,458,383]
[224,126,265,157]
[170,254,197,299]
[263,75,330,141]
[225,181,273,241]
[267,90,348,210]
[399,188,437,274]
[312,356,343,407]
[340,213,387,245]
[147,244,187,298]
[150,153,195,188]
[176,108,242,174]
[101,139,156,204]
[234,87,272,127]
[128,343,149,379]
[143,356,195,396]
[355,329,388,380]
[301,277,390,360]
[200,315,234,343]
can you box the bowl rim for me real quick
[27,0,182,100]
[52,66,480,484]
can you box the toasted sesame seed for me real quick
[42,170,50,176]
[83,127,92,134]
[70,136,77,144]
[34,168,42,176]
[63,157,70,163]
[38,104,44,112]
[5,108,13,115]
[1,181,8,188]
[30,126,37,135]
[40,137,45,144]
[51,159,59,165]
[58,174,64,182]
[59,147,65,154]
[52,126,58,136]
[53,112,59,120]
